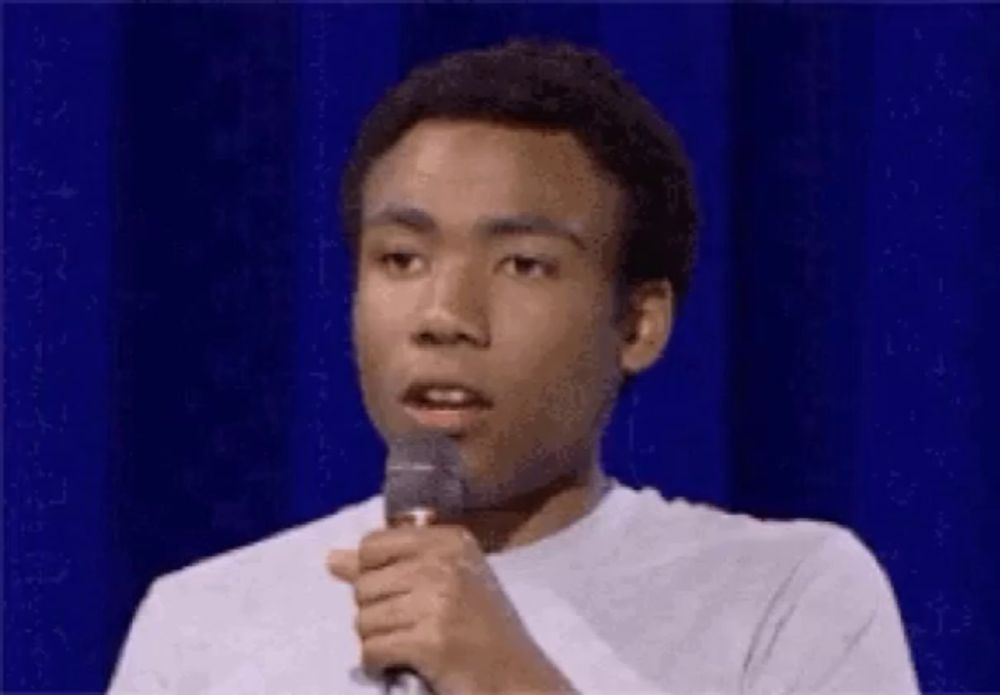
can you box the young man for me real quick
[110,40,919,694]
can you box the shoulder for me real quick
[145,494,383,618]
[618,484,894,607]
[110,496,384,692]
[626,489,915,691]
[621,484,861,567]
[626,487,915,687]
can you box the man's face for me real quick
[352,119,627,507]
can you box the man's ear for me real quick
[618,280,674,375]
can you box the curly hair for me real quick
[339,38,699,306]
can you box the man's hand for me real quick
[326,525,576,695]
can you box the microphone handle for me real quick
[383,507,438,695]
[384,668,433,695]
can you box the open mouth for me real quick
[400,381,493,433]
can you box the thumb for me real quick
[326,549,360,582]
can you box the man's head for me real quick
[342,39,698,508]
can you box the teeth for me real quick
[424,388,473,406]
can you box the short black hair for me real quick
[339,37,699,306]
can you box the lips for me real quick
[400,379,493,434]
[401,380,493,408]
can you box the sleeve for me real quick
[742,527,921,695]
[106,579,178,694]
[511,582,662,694]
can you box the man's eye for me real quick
[501,255,556,280]
[378,251,424,275]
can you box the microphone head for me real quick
[384,431,465,524]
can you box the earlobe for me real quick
[619,280,674,375]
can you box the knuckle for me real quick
[427,564,452,596]
[358,529,391,567]
[421,559,448,586]
[357,539,377,570]
[425,621,447,653]
[455,527,476,550]
[353,574,374,604]
[425,588,446,618]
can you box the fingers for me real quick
[357,524,475,573]
[353,558,426,605]
[328,524,484,689]
[360,626,433,683]
[354,593,419,640]
[356,527,421,572]
[326,549,360,582]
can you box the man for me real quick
[109,39,920,694]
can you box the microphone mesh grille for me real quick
[384,431,465,522]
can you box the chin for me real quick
[456,466,521,510]
[462,461,561,512]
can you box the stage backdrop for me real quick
[5,4,999,692]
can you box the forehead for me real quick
[362,119,623,244]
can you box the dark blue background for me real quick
[5,4,999,692]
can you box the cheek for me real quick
[493,290,619,420]
[498,279,617,359]
[353,277,413,345]
[351,283,412,403]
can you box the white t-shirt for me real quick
[108,478,920,694]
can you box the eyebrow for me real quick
[363,203,586,250]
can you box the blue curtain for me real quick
[4,4,998,691]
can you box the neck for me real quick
[458,462,611,554]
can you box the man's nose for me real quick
[412,260,490,349]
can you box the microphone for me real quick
[382,431,466,695]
